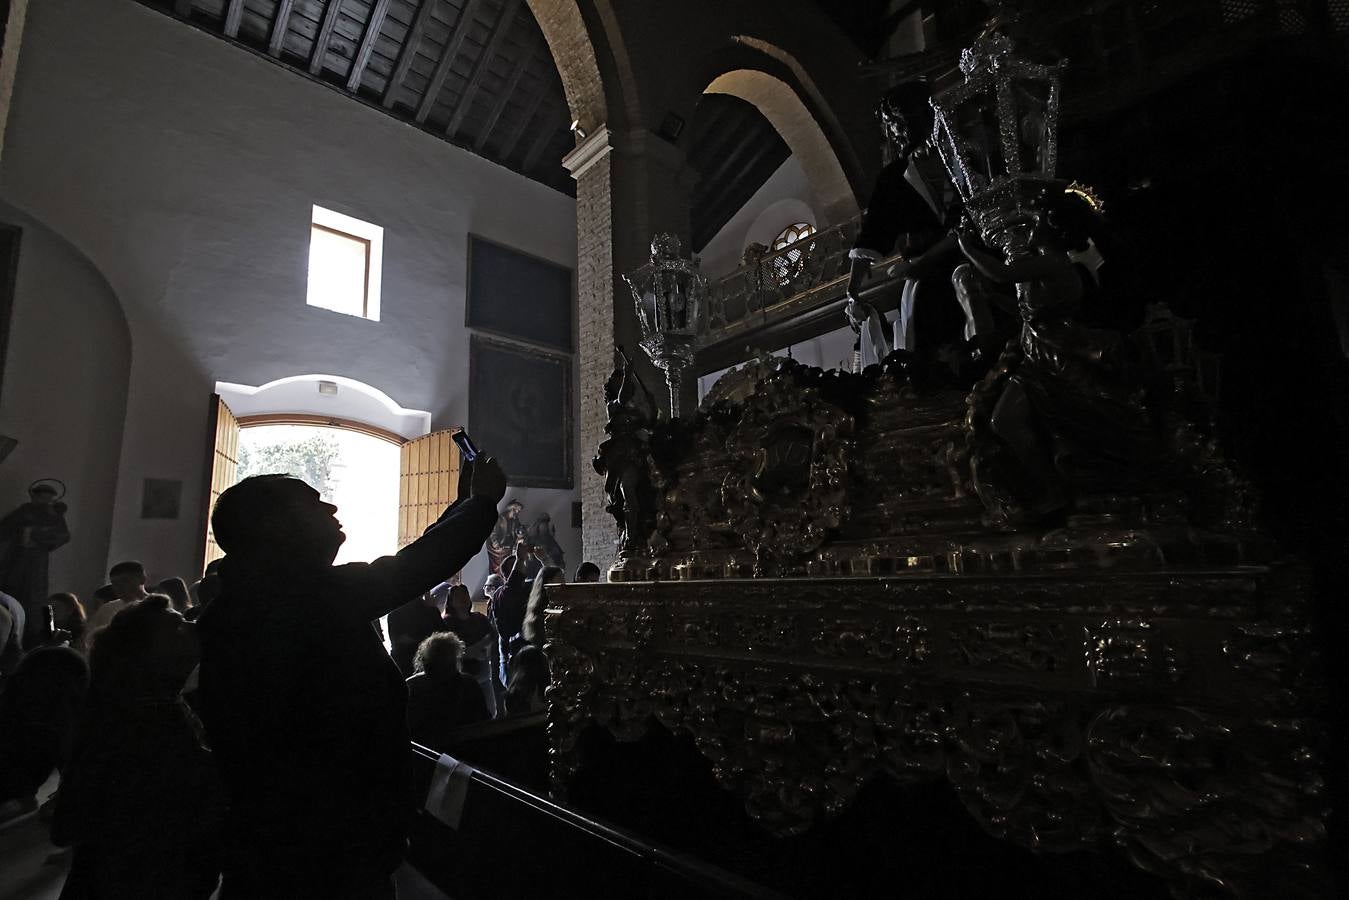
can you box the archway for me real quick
[703,69,859,226]
[215,374,432,442]
[202,375,433,568]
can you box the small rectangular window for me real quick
[307,205,383,321]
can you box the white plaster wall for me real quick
[696,156,820,278]
[0,201,131,598]
[0,0,578,583]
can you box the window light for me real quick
[768,221,817,287]
[307,205,383,321]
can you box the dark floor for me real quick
[0,774,449,900]
[567,722,1170,900]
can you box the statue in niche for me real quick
[593,348,658,561]
[0,480,71,640]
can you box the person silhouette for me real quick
[195,455,506,899]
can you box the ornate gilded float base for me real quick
[545,569,1328,898]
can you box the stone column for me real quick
[564,126,694,572]
[563,128,618,571]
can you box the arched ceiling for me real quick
[138,0,577,194]
[687,94,789,253]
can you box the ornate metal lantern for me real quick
[931,25,1067,258]
[623,233,708,419]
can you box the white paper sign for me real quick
[424,753,476,830]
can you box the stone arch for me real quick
[704,68,860,225]
[730,34,869,194]
[526,0,627,133]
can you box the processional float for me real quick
[549,20,1328,898]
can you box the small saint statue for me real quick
[593,348,658,561]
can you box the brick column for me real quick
[564,129,619,570]
[565,126,695,572]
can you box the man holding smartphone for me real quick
[197,451,507,899]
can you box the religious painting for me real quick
[465,235,574,351]
[485,499,566,577]
[141,478,183,519]
[469,335,572,489]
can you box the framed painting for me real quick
[469,335,572,489]
[466,235,573,351]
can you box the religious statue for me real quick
[0,480,71,640]
[956,189,1156,524]
[845,78,977,367]
[593,348,658,563]
[486,498,527,576]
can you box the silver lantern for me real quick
[623,233,708,419]
[931,26,1068,259]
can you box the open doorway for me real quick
[201,398,466,649]
[234,421,401,565]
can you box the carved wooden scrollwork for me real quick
[545,567,1329,898]
[717,371,854,577]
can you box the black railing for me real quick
[406,741,785,899]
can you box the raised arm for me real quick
[335,457,508,620]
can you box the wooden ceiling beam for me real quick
[696,139,788,245]
[308,0,346,76]
[472,42,533,153]
[382,0,438,107]
[693,117,759,192]
[268,0,296,56]
[497,71,549,163]
[346,0,394,91]
[416,0,487,125]
[444,0,522,139]
[223,0,245,38]
[697,130,766,206]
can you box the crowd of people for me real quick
[0,453,602,898]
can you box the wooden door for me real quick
[201,395,240,569]
[398,430,460,549]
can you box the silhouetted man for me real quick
[196,456,506,899]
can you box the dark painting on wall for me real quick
[469,335,572,489]
[141,478,183,519]
[466,235,573,351]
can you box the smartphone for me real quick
[451,428,480,462]
[43,604,56,641]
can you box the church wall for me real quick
[0,201,131,599]
[0,0,579,587]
